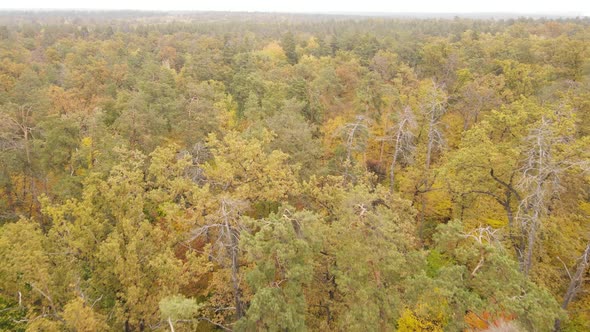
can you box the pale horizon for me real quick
[0,0,588,17]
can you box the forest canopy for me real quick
[0,11,589,331]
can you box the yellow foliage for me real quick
[320,116,347,155]
[485,218,507,228]
[204,131,299,202]
[425,185,453,221]
[25,318,63,332]
[259,41,287,62]
[579,201,590,216]
[63,297,108,332]
[81,136,92,148]
[397,309,444,332]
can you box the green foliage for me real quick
[428,221,564,331]
[0,296,26,332]
[0,12,588,331]
[159,295,202,320]
[282,32,298,65]
[237,208,319,331]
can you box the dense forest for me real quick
[0,11,589,331]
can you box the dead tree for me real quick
[0,103,38,217]
[460,169,523,257]
[422,82,447,170]
[381,106,416,193]
[190,198,248,320]
[0,104,34,166]
[517,118,564,275]
[340,116,369,181]
[416,82,447,240]
[554,239,590,331]
[220,199,245,319]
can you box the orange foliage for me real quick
[464,311,517,331]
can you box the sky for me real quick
[1,0,589,16]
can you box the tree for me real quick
[63,297,108,332]
[236,207,320,331]
[282,32,298,65]
[191,130,300,324]
[263,98,322,178]
[112,91,168,151]
[175,80,230,145]
[555,239,590,331]
[0,219,54,324]
[454,73,503,130]
[338,116,369,182]
[370,50,400,82]
[413,80,448,240]
[37,145,208,330]
[416,220,563,331]
[329,184,418,330]
[514,108,589,275]
[387,106,417,192]
[517,117,567,275]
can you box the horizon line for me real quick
[0,9,587,17]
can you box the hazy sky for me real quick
[2,0,589,16]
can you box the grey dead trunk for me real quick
[417,82,446,240]
[388,106,416,193]
[554,240,590,331]
[341,116,368,182]
[517,118,562,275]
[220,199,244,319]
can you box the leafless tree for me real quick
[422,83,447,170]
[339,116,369,181]
[0,103,40,217]
[517,117,567,275]
[379,106,416,193]
[342,116,369,163]
[189,198,249,320]
[219,199,246,319]
[0,103,35,165]
[416,82,447,240]
[462,226,502,276]
[554,239,590,331]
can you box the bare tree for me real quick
[380,106,416,193]
[0,103,35,166]
[462,226,501,276]
[190,198,248,320]
[517,117,565,275]
[339,116,369,181]
[554,239,590,331]
[0,103,39,217]
[422,83,447,170]
[416,82,447,240]
[220,199,246,319]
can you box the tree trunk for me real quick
[554,240,590,331]
[389,133,400,193]
[229,227,244,319]
[222,201,244,319]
